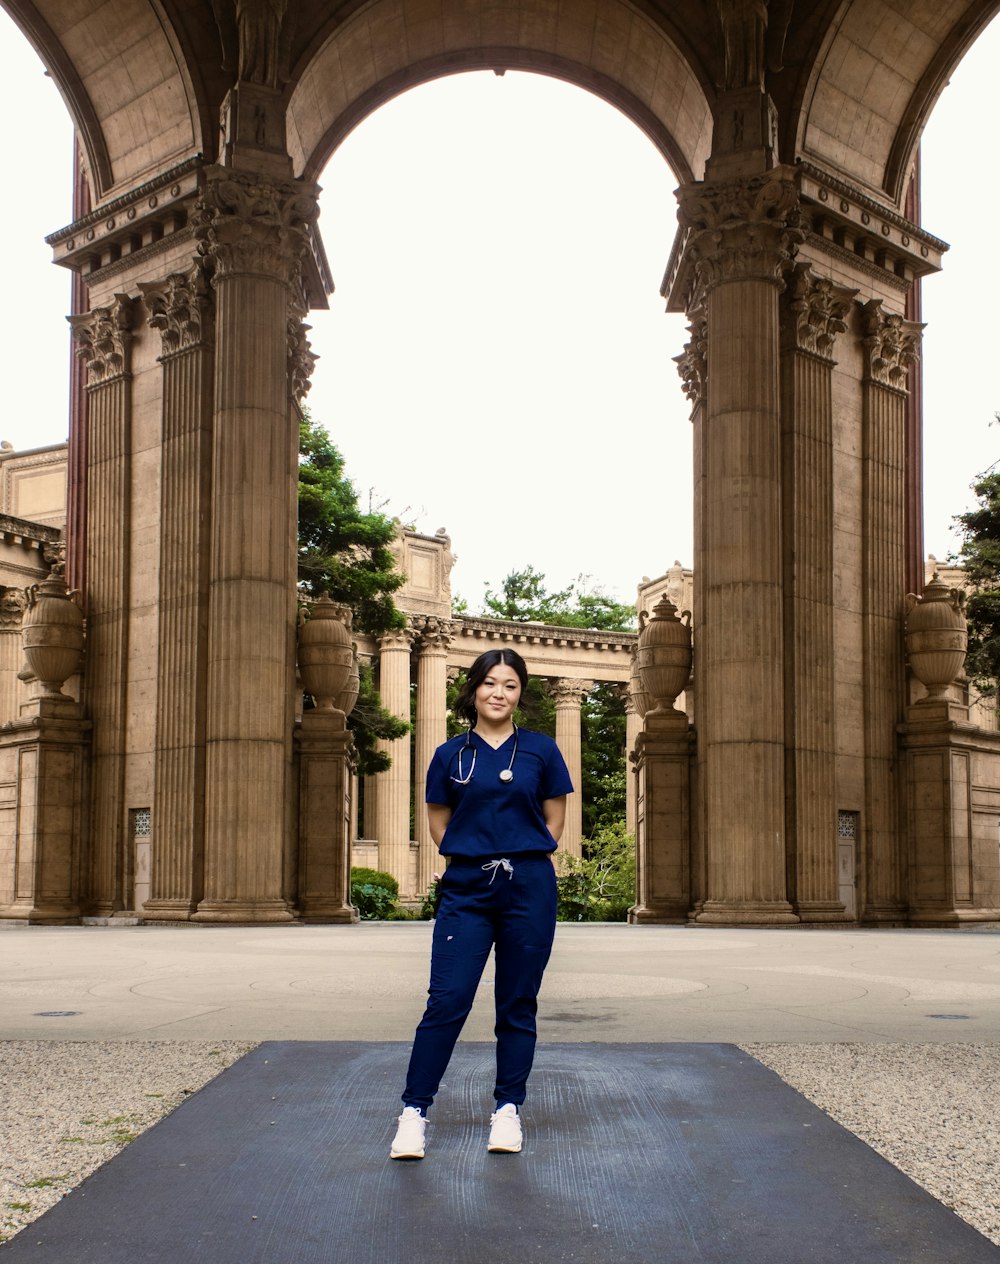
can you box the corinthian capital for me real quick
[550,678,592,708]
[413,616,456,654]
[861,299,921,392]
[0,586,26,629]
[194,168,319,290]
[69,295,133,384]
[377,624,416,653]
[139,266,213,357]
[677,170,803,293]
[785,265,856,360]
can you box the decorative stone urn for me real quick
[22,573,84,697]
[298,594,353,709]
[636,593,692,714]
[904,573,968,700]
[629,647,650,719]
[335,646,360,718]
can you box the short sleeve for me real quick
[541,740,574,799]
[425,745,451,805]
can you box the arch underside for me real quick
[1,0,998,210]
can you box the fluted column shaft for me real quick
[0,591,25,723]
[678,172,799,924]
[193,168,319,921]
[861,302,920,923]
[70,297,133,915]
[413,619,453,897]
[374,627,415,895]
[139,270,213,919]
[552,678,590,859]
[781,267,856,921]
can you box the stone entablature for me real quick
[0,444,67,530]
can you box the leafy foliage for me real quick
[350,866,399,919]
[556,823,635,921]
[954,465,1000,698]
[483,565,635,630]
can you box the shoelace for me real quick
[482,858,514,883]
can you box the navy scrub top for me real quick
[425,728,573,860]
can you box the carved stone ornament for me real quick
[862,299,921,391]
[677,171,803,293]
[287,316,318,400]
[42,540,67,580]
[0,586,26,629]
[378,624,416,653]
[674,313,708,409]
[194,169,319,290]
[413,615,455,654]
[904,573,968,700]
[139,266,213,357]
[69,295,133,384]
[22,572,84,698]
[717,0,768,92]
[785,264,855,360]
[550,678,591,708]
[636,594,692,715]
[297,592,353,709]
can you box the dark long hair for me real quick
[453,648,529,726]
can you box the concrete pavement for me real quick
[2,921,999,1043]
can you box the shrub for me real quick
[556,823,635,922]
[350,866,399,919]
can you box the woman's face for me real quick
[475,661,522,725]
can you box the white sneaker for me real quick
[488,1103,522,1153]
[390,1106,426,1159]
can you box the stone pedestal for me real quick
[297,709,359,923]
[901,702,1000,926]
[0,696,91,923]
[629,709,694,924]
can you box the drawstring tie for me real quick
[482,858,514,883]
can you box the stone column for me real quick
[0,589,26,723]
[624,687,642,838]
[780,265,857,922]
[413,617,454,897]
[860,300,920,924]
[677,170,799,924]
[297,709,359,923]
[192,167,319,922]
[374,625,415,895]
[551,678,591,859]
[137,267,214,920]
[70,296,133,916]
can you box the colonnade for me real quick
[359,610,612,898]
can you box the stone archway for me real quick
[2,0,1000,927]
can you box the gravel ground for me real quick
[742,1043,1000,1247]
[2,1041,998,1247]
[0,1041,255,1244]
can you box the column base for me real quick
[299,903,360,925]
[140,899,199,921]
[908,906,1000,928]
[794,900,855,924]
[0,902,81,924]
[693,900,799,926]
[192,898,295,923]
[860,903,908,927]
[628,902,690,925]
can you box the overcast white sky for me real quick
[0,10,996,607]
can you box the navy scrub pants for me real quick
[402,852,557,1112]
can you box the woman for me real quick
[390,647,573,1160]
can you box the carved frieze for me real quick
[676,171,803,295]
[194,169,319,294]
[287,317,318,400]
[784,264,856,361]
[69,295,133,385]
[861,299,921,392]
[674,313,708,409]
[139,266,213,358]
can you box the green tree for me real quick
[483,565,635,631]
[297,411,409,773]
[954,463,1000,698]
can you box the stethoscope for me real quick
[451,724,519,785]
